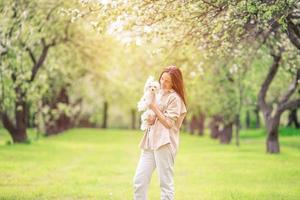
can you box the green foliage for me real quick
[1,0,299,131]
[0,0,73,115]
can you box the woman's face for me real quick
[160,72,173,90]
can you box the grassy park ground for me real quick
[0,128,299,200]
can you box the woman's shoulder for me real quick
[166,90,185,108]
[169,90,187,114]
[167,90,180,102]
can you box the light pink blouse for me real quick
[139,89,187,157]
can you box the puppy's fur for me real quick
[137,76,161,131]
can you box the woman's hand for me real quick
[147,115,156,125]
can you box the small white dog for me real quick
[137,76,161,131]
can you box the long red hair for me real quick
[159,66,187,106]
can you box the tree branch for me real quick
[61,20,71,43]
[28,17,71,82]
[46,3,63,21]
[258,51,282,116]
[25,45,37,65]
[279,69,300,105]
[8,2,18,38]
[278,98,300,114]
[30,38,50,82]
[286,17,300,50]
[38,3,63,31]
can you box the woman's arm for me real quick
[149,103,174,129]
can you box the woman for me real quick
[133,66,187,200]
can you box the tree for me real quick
[0,0,74,142]
[257,45,299,153]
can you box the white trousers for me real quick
[133,144,175,200]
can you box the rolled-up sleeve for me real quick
[163,95,181,123]
[180,101,187,115]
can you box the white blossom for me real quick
[229,64,238,74]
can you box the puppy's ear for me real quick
[146,76,154,84]
[144,75,155,92]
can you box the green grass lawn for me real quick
[0,128,300,200]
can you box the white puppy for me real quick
[137,76,161,131]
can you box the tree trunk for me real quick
[266,116,280,153]
[14,97,28,142]
[138,113,142,130]
[287,108,299,128]
[2,114,28,143]
[254,107,260,128]
[77,116,95,128]
[45,88,73,136]
[46,114,71,135]
[189,115,197,135]
[26,103,35,128]
[1,99,28,143]
[197,112,205,136]
[102,101,108,129]
[246,110,250,128]
[235,114,240,146]
[219,122,233,144]
[1,84,29,143]
[131,109,136,129]
[209,115,222,139]
[266,133,280,153]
